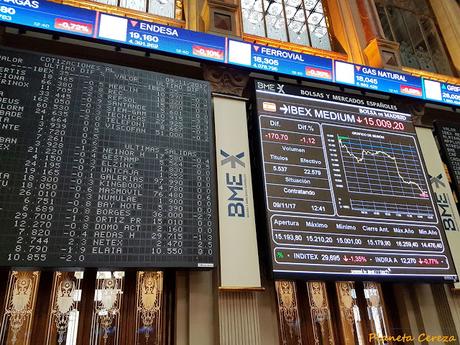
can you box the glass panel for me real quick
[335,281,366,345]
[305,0,331,50]
[0,271,40,345]
[307,282,335,345]
[135,272,163,345]
[90,271,125,345]
[304,0,317,10]
[242,0,331,50]
[308,17,331,50]
[402,11,436,72]
[264,0,288,41]
[385,6,420,69]
[148,0,175,18]
[46,272,84,345]
[120,0,147,12]
[363,282,389,345]
[285,0,309,45]
[375,1,453,75]
[241,0,266,37]
[375,5,394,41]
[418,16,453,75]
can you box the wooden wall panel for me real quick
[275,281,302,345]
[45,272,84,345]
[306,282,335,345]
[0,271,40,345]
[134,271,164,345]
[335,281,366,345]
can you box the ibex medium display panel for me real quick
[254,80,457,281]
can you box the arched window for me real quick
[241,0,332,51]
[374,0,453,75]
[92,0,184,20]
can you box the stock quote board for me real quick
[434,122,460,199]
[255,80,458,281]
[0,47,216,269]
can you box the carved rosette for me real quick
[275,281,302,345]
[136,271,163,344]
[2,271,40,345]
[203,64,249,97]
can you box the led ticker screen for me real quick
[424,80,460,107]
[255,80,458,281]
[227,39,333,80]
[334,61,423,98]
[97,13,226,63]
[0,47,216,268]
[0,0,459,107]
[0,0,96,37]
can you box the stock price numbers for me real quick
[0,48,216,268]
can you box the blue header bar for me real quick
[0,0,459,107]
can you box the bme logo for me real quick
[220,150,248,218]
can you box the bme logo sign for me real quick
[220,150,249,217]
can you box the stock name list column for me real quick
[0,48,215,268]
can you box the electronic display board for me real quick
[424,80,460,107]
[0,0,96,37]
[227,39,333,81]
[97,13,226,63]
[334,61,423,98]
[0,47,216,268]
[254,80,457,281]
[0,0,459,107]
[434,122,460,199]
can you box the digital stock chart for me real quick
[325,126,435,222]
[255,80,457,281]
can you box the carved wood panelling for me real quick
[306,281,335,345]
[90,271,125,345]
[202,64,249,97]
[46,272,84,345]
[335,281,365,345]
[363,282,390,344]
[275,281,302,345]
[135,271,163,345]
[0,271,40,345]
